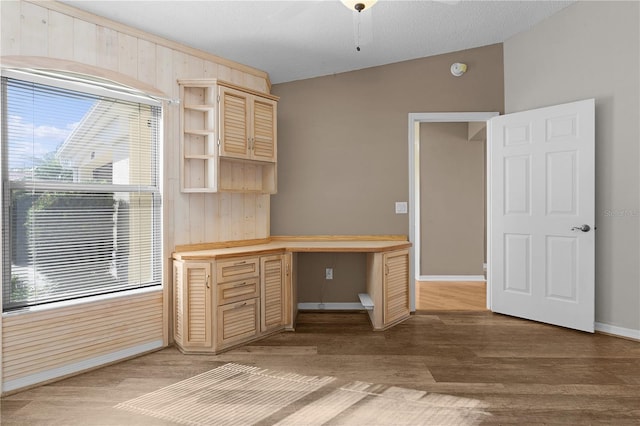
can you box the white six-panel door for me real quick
[488,99,595,332]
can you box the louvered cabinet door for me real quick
[251,97,277,162]
[261,254,285,332]
[174,261,213,350]
[219,86,250,159]
[383,249,410,326]
[216,298,259,348]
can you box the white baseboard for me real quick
[595,322,640,341]
[298,302,364,311]
[418,275,486,282]
[2,340,164,393]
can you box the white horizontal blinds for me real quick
[5,78,157,188]
[2,76,161,311]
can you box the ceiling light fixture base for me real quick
[341,0,377,12]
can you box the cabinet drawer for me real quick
[217,298,259,348]
[217,278,260,306]
[216,257,259,283]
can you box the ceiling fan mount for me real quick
[341,1,377,13]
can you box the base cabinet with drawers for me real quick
[173,253,289,354]
[173,237,411,353]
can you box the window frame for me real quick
[1,68,164,312]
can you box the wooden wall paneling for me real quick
[137,38,156,87]
[117,32,138,78]
[203,60,219,78]
[217,64,232,82]
[156,43,176,249]
[155,43,176,347]
[243,193,257,240]
[245,74,268,93]
[203,194,221,243]
[34,0,270,83]
[232,193,245,240]
[2,292,163,386]
[230,68,245,86]
[72,18,97,66]
[176,51,205,80]
[173,192,191,247]
[231,161,245,190]
[47,10,74,60]
[245,163,260,191]
[219,193,233,241]
[0,1,21,55]
[189,194,206,243]
[19,1,48,56]
[95,25,119,72]
[257,194,270,239]
[218,161,231,190]
[171,50,193,246]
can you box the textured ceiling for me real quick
[61,0,574,84]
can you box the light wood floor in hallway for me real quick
[2,311,640,425]
[417,280,487,311]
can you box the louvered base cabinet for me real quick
[172,238,412,353]
[173,253,289,354]
[366,249,411,330]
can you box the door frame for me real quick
[407,112,499,311]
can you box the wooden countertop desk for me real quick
[173,235,412,260]
[172,236,412,353]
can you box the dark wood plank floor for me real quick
[2,311,640,425]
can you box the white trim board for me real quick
[298,303,364,311]
[408,112,499,312]
[595,322,640,341]
[2,340,163,394]
[418,275,486,282]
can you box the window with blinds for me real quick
[1,72,162,311]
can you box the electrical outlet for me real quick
[325,268,333,280]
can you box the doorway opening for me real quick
[407,112,498,312]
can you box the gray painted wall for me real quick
[271,44,504,302]
[420,122,485,276]
[504,1,640,332]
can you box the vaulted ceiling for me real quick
[61,0,574,84]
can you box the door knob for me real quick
[571,224,591,232]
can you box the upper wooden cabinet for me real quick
[219,86,277,162]
[179,79,278,194]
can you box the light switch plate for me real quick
[395,201,408,214]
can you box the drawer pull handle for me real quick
[233,282,248,288]
[206,274,210,289]
[234,261,247,266]
[236,302,248,308]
